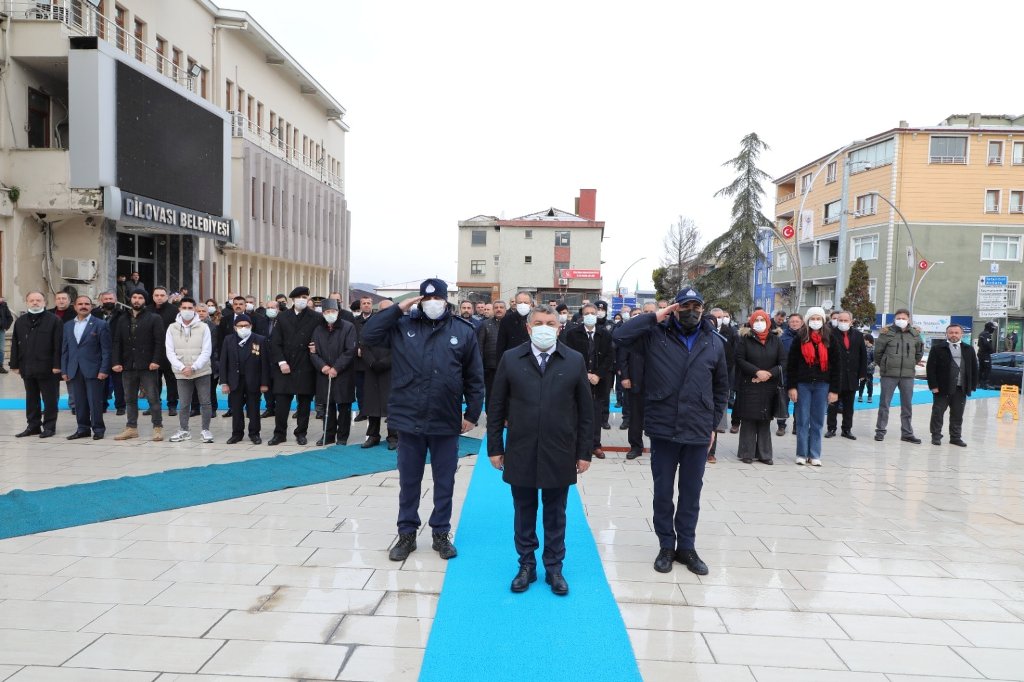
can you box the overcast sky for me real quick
[234,0,1021,292]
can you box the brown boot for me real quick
[152,427,163,442]
[114,427,139,441]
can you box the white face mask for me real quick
[830,319,839,327]
[245,303,255,312]
[27,306,45,314]
[422,299,447,320]
[808,319,823,330]
[621,312,630,321]
[236,327,252,340]
[180,310,196,322]
[583,314,597,327]
[323,313,338,324]
[530,325,557,350]
[838,322,851,332]
[314,306,323,313]
[597,310,606,319]
[206,306,217,315]
[265,308,278,319]
[515,303,531,317]
[293,298,308,310]
[752,321,767,333]
[722,316,730,325]
[557,314,568,324]
[894,318,909,329]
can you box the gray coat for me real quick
[310,319,357,404]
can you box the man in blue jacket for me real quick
[61,295,112,440]
[361,278,485,563]
[613,287,729,576]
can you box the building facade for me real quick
[0,0,349,308]
[456,189,605,306]
[772,113,1024,338]
[752,228,780,312]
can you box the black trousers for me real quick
[600,373,612,424]
[826,389,857,432]
[322,401,353,444]
[366,416,397,442]
[979,359,992,387]
[511,485,569,572]
[156,363,179,408]
[229,387,263,437]
[23,373,60,432]
[69,374,106,435]
[354,371,365,414]
[274,393,312,439]
[483,367,496,413]
[627,392,646,450]
[650,438,708,551]
[396,433,459,534]
[105,372,125,410]
[592,377,611,447]
[857,377,874,399]
[930,387,967,440]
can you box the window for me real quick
[981,234,1022,261]
[855,193,877,216]
[525,256,533,264]
[257,102,264,130]
[824,200,842,224]
[250,177,257,218]
[133,18,145,61]
[524,229,532,239]
[989,140,1004,165]
[471,230,486,246]
[826,162,837,184]
[1014,141,1024,165]
[154,37,167,74]
[171,47,182,79]
[262,182,268,222]
[493,254,500,264]
[801,173,812,194]
[200,68,208,99]
[272,187,278,226]
[114,5,126,51]
[929,136,968,164]
[851,234,879,261]
[868,278,877,303]
[756,270,763,285]
[554,231,570,246]
[470,260,485,275]
[985,189,1001,214]
[247,95,255,130]
[774,250,788,270]
[225,79,233,110]
[850,138,894,170]
[1011,191,1024,214]
[96,0,106,39]
[1009,282,1022,309]
[27,88,50,148]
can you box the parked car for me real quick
[988,352,1024,389]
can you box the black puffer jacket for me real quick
[111,309,166,370]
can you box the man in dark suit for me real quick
[351,295,374,421]
[560,302,614,458]
[619,302,655,459]
[148,286,179,416]
[10,291,63,437]
[220,314,270,444]
[495,292,533,359]
[927,323,979,447]
[61,295,112,440]
[825,310,868,440]
[260,299,281,418]
[487,306,593,596]
[267,286,322,446]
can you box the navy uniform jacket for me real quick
[61,316,112,380]
[219,332,271,392]
[613,313,729,445]
[360,304,484,436]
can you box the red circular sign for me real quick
[782,225,795,239]
[918,259,928,270]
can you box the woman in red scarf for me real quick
[785,307,838,465]
[734,310,786,464]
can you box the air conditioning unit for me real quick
[61,258,97,282]
[558,278,569,286]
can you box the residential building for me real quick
[772,113,1024,338]
[0,0,349,307]
[456,189,605,306]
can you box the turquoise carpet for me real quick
[0,437,480,539]
[420,437,642,682]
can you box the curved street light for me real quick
[866,191,931,316]
[615,257,647,294]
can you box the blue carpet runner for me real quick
[420,437,642,682]
[0,437,480,539]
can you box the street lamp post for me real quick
[615,257,647,294]
[867,191,930,317]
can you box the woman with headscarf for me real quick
[734,310,786,464]
[786,307,838,466]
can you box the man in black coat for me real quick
[496,292,533,360]
[560,302,614,458]
[268,286,322,446]
[476,300,503,412]
[825,310,868,440]
[487,306,593,596]
[310,300,357,446]
[618,302,655,460]
[148,286,179,416]
[92,291,126,415]
[926,323,979,447]
[977,321,996,388]
[360,299,397,449]
[10,291,63,437]
[219,314,270,444]
[111,292,165,441]
[351,295,374,421]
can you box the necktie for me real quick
[843,333,849,350]
[539,352,549,374]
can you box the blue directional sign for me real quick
[984,276,1009,286]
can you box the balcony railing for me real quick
[776,192,796,204]
[929,155,967,164]
[231,114,344,191]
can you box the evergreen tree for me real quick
[695,133,773,313]
[841,257,876,326]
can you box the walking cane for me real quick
[321,372,333,447]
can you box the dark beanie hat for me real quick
[419,278,448,298]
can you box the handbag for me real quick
[773,384,789,420]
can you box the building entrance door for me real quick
[117,232,156,295]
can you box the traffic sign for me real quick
[984,276,1009,286]
[980,309,1008,318]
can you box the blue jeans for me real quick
[794,381,828,460]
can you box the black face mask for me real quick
[102,302,115,311]
[676,310,702,331]
[278,301,288,311]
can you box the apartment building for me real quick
[772,113,1024,337]
[456,189,605,306]
[0,0,349,306]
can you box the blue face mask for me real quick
[530,325,557,350]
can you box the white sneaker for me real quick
[795,456,807,465]
[170,430,191,442]
[201,430,214,443]
[809,459,822,467]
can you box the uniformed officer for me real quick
[361,278,485,562]
[613,287,729,576]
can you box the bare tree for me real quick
[653,216,701,300]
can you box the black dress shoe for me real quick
[901,435,922,444]
[386,439,398,451]
[841,431,856,440]
[354,413,368,422]
[654,548,675,574]
[676,549,709,575]
[226,435,243,444]
[510,566,537,593]
[167,408,177,417]
[190,410,200,417]
[142,409,152,416]
[39,430,55,438]
[741,456,753,464]
[221,411,232,418]
[824,429,837,438]
[619,421,629,430]
[116,408,126,416]
[760,459,774,465]
[315,411,325,420]
[361,436,381,449]
[874,434,884,441]
[66,431,90,440]
[267,435,286,446]
[950,438,967,447]
[15,428,42,438]
[931,437,942,445]
[92,433,104,440]
[260,409,274,418]
[315,436,335,446]
[545,571,569,596]
[296,435,308,445]
[601,422,611,430]
[250,435,262,444]
[626,448,642,460]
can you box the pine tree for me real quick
[841,257,876,326]
[695,133,773,313]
